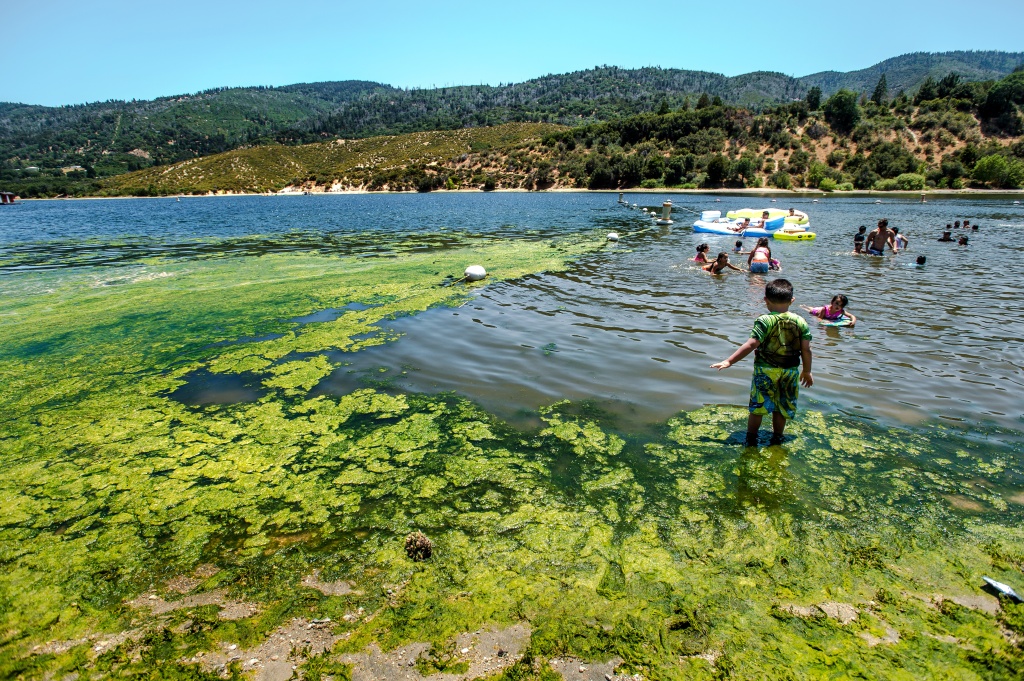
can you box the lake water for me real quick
[3,191,1023,442]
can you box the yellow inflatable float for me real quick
[726,208,809,225]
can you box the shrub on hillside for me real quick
[769,171,792,189]
[973,154,1024,188]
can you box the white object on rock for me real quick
[607,232,619,241]
[983,576,1022,601]
[465,265,487,281]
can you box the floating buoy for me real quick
[464,265,487,281]
[812,199,819,203]
[1015,200,1021,205]
[607,232,620,241]
[875,200,882,204]
[715,199,721,202]
[770,199,777,202]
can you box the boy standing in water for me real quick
[711,279,813,444]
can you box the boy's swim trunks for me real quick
[749,364,800,418]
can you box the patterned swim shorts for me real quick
[749,363,800,419]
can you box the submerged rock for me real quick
[405,531,433,561]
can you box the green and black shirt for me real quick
[750,312,812,369]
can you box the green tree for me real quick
[656,100,670,115]
[805,86,822,111]
[696,93,712,109]
[823,90,861,134]
[705,154,728,184]
[914,76,939,104]
[871,73,888,105]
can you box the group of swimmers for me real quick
[694,237,782,275]
[938,219,977,245]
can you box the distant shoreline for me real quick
[18,187,1024,202]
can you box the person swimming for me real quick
[916,255,926,266]
[958,235,969,246]
[694,243,711,263]
[704,252,743,275]
[938,230,954,242]
[802,294,856,326]
[733,240,746,254]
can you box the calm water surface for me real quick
[3,192,1023,438]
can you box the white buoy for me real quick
[771,198,777,202]
[464,265,487,281]
[618,192,625,203]
[812,199,819,203]
[607,232,620,242]
[715,198,721,202]
[657,200,673,225]
[875,200,882,204]
[1015,201,1021,205]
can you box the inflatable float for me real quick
[727,208,809,226]
[693,211,814,240]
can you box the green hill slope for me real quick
[801,50,1024,98]
[4,52,1022,195]
[101,123,563,195]
[101,69,1024,197]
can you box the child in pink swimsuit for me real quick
[802,294,856,326]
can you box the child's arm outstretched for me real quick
[842,311,857,326]
[726,262,743,271]
[711,338,759,370]
[800,339,814,387]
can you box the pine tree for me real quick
[871,74,888,104]
[805,86,822,111]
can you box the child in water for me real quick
[694,243,711,263]
[801,294,857,326]
[916,255,926,266]
[704,252,744,275]
[733,240,746,254]
[711,278,813,444]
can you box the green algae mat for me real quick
[2,232,1024,680]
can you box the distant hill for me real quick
[2,51,1021,186]
[800,50,1024,97]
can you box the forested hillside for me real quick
[98,69,1024,197]
[3,51,1021,197]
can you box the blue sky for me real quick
[4,0,1022,106]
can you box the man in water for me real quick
[865,219,897,255]
[938,230,954,242]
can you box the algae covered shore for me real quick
[1,216,1024,680]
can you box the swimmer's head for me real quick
[757,237,770,247]
[735,240,743,248]
[954,220,961,228]
[696,243,709,253]
[972,224,979,231]
[830,294,849,310]
[762,210,770,217]
[891,226,899,234]
[958,235,968,245]
[765,279,794,303]
[878,218,889,228]
[916,255,926,265]
[716,252,729,262]
[858,226,866,234]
